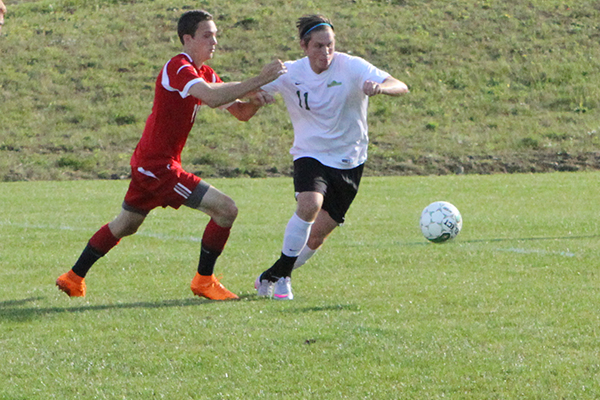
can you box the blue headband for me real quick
[301,22,333,39]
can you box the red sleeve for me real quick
[160,55,225,98]
[162,55,205,97]
[199,65,224,84]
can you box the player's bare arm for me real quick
[363,76,409,97]
[188,60,286,108]
[246,90,275,107]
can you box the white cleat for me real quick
[273,277,293,300]
[254,275,274,297]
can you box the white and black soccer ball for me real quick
[420,201,462,243]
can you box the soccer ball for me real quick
[420,201,462,243]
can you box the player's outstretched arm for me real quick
[363,77,409,97]
[189,59,286,108]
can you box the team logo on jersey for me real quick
[327,80,342,88]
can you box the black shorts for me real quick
[293,157,364,224]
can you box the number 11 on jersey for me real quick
[296,90,310,110]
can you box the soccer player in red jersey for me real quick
[56,10,287,300]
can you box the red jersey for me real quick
[131,53,222,167]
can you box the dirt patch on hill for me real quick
[365,151,600,176]
[4,151,600,181]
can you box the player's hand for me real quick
[260,59,287,83]
[363,80,383,97]
[247,90,275,106]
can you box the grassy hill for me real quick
[1,0,599,181]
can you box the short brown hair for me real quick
[177,10,213,45]
[296,14,334,44]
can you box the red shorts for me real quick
[123,163,202,215]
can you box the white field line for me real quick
[496,247,575,257]
[0,221,202,242]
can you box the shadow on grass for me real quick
[281,304,360,313]
[0,296,242,322]
[398,234,600,247]
[0,293,359,322]
[0,297,45,307]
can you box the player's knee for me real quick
[109,213,145,238]
[226,200,238,222]
[217,197,238,226]
[296,193,323,221]
[307,236,325,249]
[296,203,321,221]
[111,222,140,238]
[121,225,139,237]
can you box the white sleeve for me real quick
[261,60,293,94]
[354,57,390,85]
[261,77,282,95]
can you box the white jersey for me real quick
[262,52,390,169]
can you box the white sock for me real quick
[282,213,313,257]
[293,246,317,270]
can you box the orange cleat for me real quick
[56,270,86,297]
[191,273,239,300]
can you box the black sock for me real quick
[71,243,104,278]
[261,253,297,282]
[197,245,221,276]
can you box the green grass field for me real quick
[1,173,599,399]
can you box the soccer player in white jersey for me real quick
[254,14,409,299]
